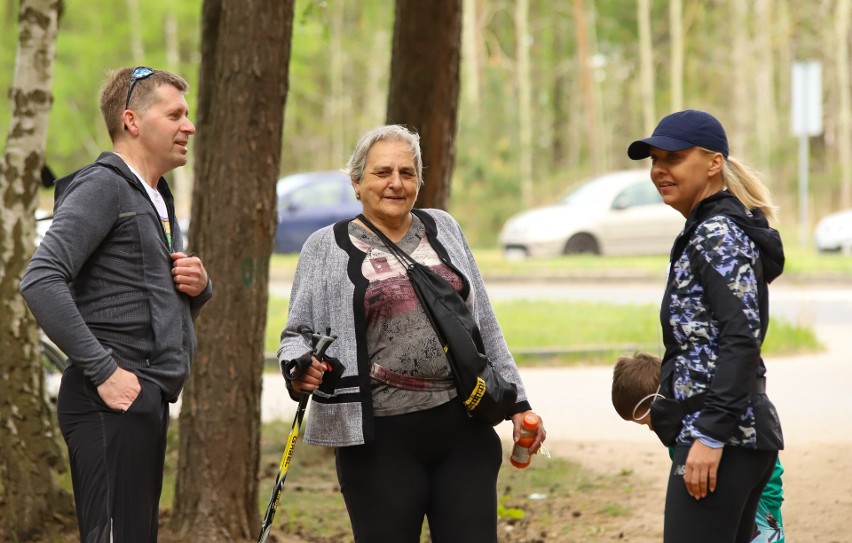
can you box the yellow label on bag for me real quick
[464,376,486,410]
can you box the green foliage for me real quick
[4,0,851,246]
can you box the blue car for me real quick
[274,170,361,253]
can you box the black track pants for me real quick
[57,365,169,543]
[335,397,503,543]
[664,445,778,543]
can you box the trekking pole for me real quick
[257,327,337,543]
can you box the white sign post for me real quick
[791,61,823,248]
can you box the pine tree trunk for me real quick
[169,0,294,539]
[0,1,75,540]
[572,0,602,172]
[386,0,462,210]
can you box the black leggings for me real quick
[335,397,503,543]
[664,445,778,543]
[58,365,169,543]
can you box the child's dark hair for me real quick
[611,352,661,420]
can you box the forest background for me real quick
[2,0,851,248]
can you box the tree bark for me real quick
[729,0,750,155]
[752,0,775,172]
[386,0,462,210]
[835,0,852,208]
[170,0,294,540]
[571,0,602,172]
[0,0,74,540]
[125,0,144,62]
[637,0,655,133]
[551,4,569,170]
[462,0,482,119]
[669,0,684,112]
[515,0,533,207]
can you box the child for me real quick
[612,352,785,543]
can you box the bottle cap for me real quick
[522,413,540,430]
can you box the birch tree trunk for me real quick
[170,0,294,539]
[125,0,145,62]
[386,0,462,210]
[0,0,75,540]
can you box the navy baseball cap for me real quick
[627,109,729,160]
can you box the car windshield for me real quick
[558,177,612,206]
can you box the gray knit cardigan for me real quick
[277,208,530,447]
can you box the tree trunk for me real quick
[835,0,852,208]
[170,0,293,540]
[753,0,777,173]
[515,0,533,207]
[551,4,569,170]
[571,0,602,172]
[386,0,462,210]
[125,0,144,62]
[669,0,683,112]
[462,0,482,119]
[637,0,655,133]
[0,1,74,540]
[729,0,750,155]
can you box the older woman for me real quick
[278,124,544,542]
[627,110,785,543]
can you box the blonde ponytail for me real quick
[720,156,778,223]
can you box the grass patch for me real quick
[273,245,852,283]
[266,296,822,365]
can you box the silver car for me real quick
[499,169,684,257]
[814,209,852,254]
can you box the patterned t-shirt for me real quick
[349,215,465,416]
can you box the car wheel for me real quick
[563,233,600,255]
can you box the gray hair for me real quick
[344,124,424,188]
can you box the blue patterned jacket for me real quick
[660,191,785,449]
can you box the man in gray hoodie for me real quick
[21,66,212,543]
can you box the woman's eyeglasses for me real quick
[124,66,154,110]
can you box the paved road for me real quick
[262,278,852,446]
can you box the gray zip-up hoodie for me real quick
[20,152,212,402]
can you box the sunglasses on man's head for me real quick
[124,66,154,110]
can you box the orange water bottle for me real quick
[510,413,540,469]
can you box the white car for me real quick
[814,209,852,254]
[498,170,684,258]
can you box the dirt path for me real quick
[546,438,847,542]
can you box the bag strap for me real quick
[356,214,418,269]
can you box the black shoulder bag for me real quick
[357,214,517,426]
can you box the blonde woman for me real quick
[627,110,785,543]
